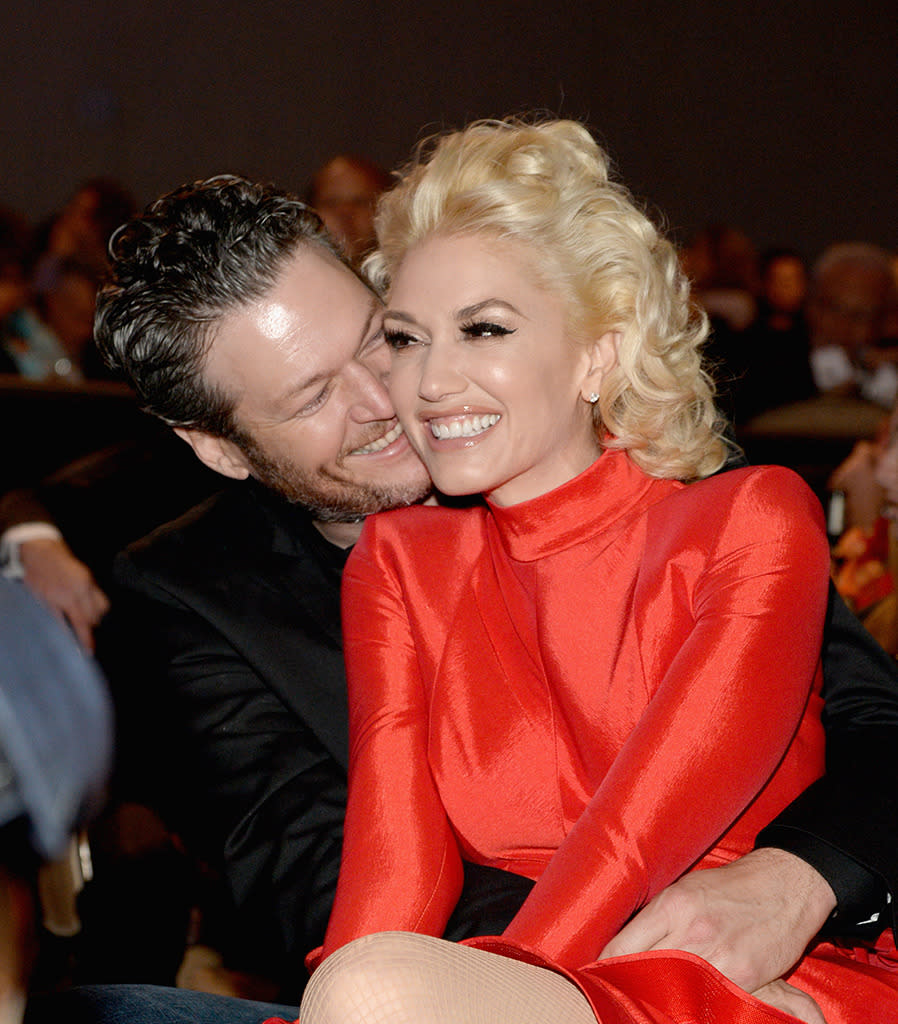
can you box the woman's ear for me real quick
[580,330,620,403]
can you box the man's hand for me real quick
[600,848,836,1000]
[752,980,826,1023]
[19,537,110,651]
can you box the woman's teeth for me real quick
[430,414,500,439]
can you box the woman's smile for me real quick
[425,411,501,442]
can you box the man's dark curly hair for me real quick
[94,175,340,438]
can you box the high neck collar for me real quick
[486,449,679,562]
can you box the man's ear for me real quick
[173,427,252,480]
[580,330,620,403]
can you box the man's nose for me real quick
[349,360,396,421]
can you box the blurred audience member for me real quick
[32,259,112,381]
[34,179,136,282]
[830,406,898,655]
[758,248,808,332]
[0,208,34,322]
[306,155,391,266]
[0,432,220,651]
[1,201,114,384]
[808,243,898,407]
[0,578,112,1023]
[732,249,816,420]
[681,223,760,331]
[0,209,72,382]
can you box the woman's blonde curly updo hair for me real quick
[365,118,728,481]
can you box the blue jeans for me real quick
[25,985,299,1024]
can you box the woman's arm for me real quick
[319,524,464,958]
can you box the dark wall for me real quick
[3,1,895,259]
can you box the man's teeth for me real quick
[430,414,500,440]
[353,422,404,454]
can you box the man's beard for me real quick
[234,433,431,523]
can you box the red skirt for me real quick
[464,931,898,1023]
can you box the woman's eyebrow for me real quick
[455,298,526,320]
[382,309,419,325]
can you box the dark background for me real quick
[3,1,895,259]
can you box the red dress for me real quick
[320,451,898,1021]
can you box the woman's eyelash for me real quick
[460,320,514,338]
[384,328,418,349]
[384,321,514,348]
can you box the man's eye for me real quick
[460,320,514,339]
[384,329,419,350]
[299,385,330,414]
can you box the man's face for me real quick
[202,245,431,521]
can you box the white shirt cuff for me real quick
[1,522,65,579]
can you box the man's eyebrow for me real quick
[270,368,330,410]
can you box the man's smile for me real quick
[350,420,406,455]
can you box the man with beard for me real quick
[32,176,896,1022]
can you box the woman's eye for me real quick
[460,320,514,339]
[384,329,419,350]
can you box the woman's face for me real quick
[383,232,612,506]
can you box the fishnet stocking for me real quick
[300,931,595,1024]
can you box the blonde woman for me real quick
[296,121,897,1022]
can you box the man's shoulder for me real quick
[118,482,308,585]
[123,486,247,565]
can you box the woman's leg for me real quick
[300,932,594,1024]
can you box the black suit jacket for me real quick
[107,483,351,985]
[108,482,533,994]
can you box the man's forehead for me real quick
[205,248,381,406]
[218,246,378,342]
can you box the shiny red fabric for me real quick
[319,451,897,1020]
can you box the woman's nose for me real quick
[417,343,465,402]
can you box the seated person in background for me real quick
[0,209,73,383]
[757,247,808,334]
[14,173,898,1022]
[306,155,392,268]
[809,242,898,408]
[298,117,897,1024]
[0,577,112,1024]
[680,222,759,332]
[33,178,136,282]
[0,429,220,652]
[732,248,816,421]
[31,258,112,381]
[831,405,898,654]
